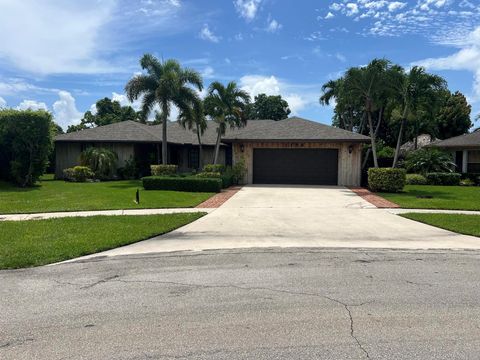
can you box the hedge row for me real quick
[368,168,406,192]
[142,176,222,193]
[425,172,461,186]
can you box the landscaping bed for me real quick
[401,213,480,238]
[0,213,205,269]
[377,185,480,211]
[0,178,214,214]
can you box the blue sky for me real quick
[0,0,479,130]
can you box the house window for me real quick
[188,148,199,169]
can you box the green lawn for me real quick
[401,213,480,238]
[378,185,480,211]
[0,177,214,214]
[0,213,205,269]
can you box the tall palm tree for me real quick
[391,66,446,167]
[125,54,203,164]
[343,59,392,168]
[178,99,207,170]
[205,81,250,164]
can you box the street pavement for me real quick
[2,248,480,359]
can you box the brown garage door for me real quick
[253,148,338,185]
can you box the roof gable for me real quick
[431,131,480,148]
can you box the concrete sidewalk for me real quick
[0,208,214,221]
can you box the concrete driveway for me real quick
[80,185,480,259]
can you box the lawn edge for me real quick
[399,212,480,238]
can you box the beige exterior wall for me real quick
[232,141,363,186]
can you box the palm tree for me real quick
[125,54,203,164]
[391,66,446,167]
[178,99,207,170]
[343,59,392,168]
[204,81,250,164]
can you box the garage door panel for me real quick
[253,148,338,185]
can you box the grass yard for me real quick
[378,185,480,211]
[0,213,205,269]
[401,213,480,238]
[0,176,214,214]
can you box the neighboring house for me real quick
[400,134,437,154]
[55,117,370,186]
[430,131,480,173]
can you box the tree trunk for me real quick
[362,110,383,170]
[392,106,408,168]
[367,110,379,168]
[162,110,168,165]
[213,129,222,165]
[196,123,203,171]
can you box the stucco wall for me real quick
[232,141,363,186]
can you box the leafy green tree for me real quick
[343,59,393,167]
[247,93,290,120]
[178,99,207,170]
[205,81,250,164]
[125,54,203,165]
[435,91,472,139]
[391,66,446,167]
[404,148,455,174]
[0,109,53,186]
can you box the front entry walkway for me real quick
[70,185,480,261]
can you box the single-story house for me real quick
[430,130,480,173]
[55,117,370,186]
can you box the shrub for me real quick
[150,164,178,176]
[203,164,225,173]
[426,172,461,186]
[462,173,480,186]
[232,157,247,184]
[117,157,137,180]
[368,168,406,192]
[80,147,118,180]
[196,171,221,178]
[460,178,476,186]
[63,166,94,182]
[405,148,455,174]
[0,109,53,187]
[405,173,428,185]
[142,176,222,193]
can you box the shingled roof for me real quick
[430,130,480,149]
[56,117,370,145]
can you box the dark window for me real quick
[225,146,233,166]
[188,148,199,169]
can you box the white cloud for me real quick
[266,19,282,33]
[16,100,49,111]
[234,0,262,21]
[345,3,359,16]
[330,3,343,11]
[201,66,215,78]
[325,12,335,19]
[199,24,221,43]
[388,2,407,11]
[239,75,319,115]
[53,91,83,128]
[0,97,6,108]
[413,26,480,102]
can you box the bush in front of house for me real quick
[426,172,461,186]
[405,173,428,185]
[80,147,118,180]
[404,148,455,174]
[196,171,221,178]
[231,157,247,184]
[63,166,94,182]
[462,172,480,186]
[460,178,476,186]
[142,176,222,193]
[203,164,225,173]
[150,164,178,176]
[368,168,406,192]
[0,109,53,187]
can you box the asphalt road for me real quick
[1,248,480,359]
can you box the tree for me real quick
[248,93,290,120]
[435,91,472,140]
[343,59,393,168]
[205,81,250,164]
[391,66,446,167]
[178,99,207,170]
[125,54,202,165]
[66,97,140,133]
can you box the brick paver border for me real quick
[349,187,400,208]
[195,186,242,208]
